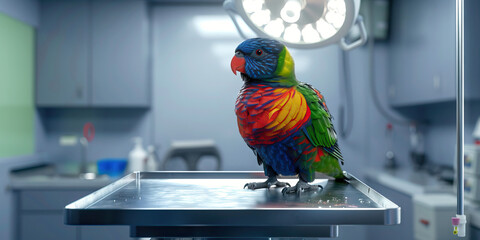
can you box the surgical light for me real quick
[224,0,367,50]
[242,0,264,13]
[280,0,303,23]
[264,18,285,37]
[284,24,301,43]
[302,24,321,43]
[316,18,336,39]
[250,9,271,26]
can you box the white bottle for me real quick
[128,137,147,172]
[146,145,158,171]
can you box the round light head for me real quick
[280,0,303,23]
[231,0,360,49]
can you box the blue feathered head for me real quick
[230,38,287,80]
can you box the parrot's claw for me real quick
[281,180,323,194]
[244,182,266,189]
[244,177,290,190]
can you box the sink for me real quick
[10,162,109,180]
[9,162,117,190]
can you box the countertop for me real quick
[363,167,454,196]
[363,167,480,229]
[8,163,118,190]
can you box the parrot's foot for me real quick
[281,179,323,194]
[244,177,291,190]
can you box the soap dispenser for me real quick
[128,137,147,172]
[146,145,158,171]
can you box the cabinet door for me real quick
[80,226,131,240]
[91,0,149,107]
[36,0,89,106]
[20,213,78,240]
[464,0,480,99]
[20,190,92,210]
[472,226,480,240]
[388,0,455,107]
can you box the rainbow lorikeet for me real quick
[231,38,345,194]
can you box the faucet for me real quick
[79,137,95,179]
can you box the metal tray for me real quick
[65,171,400,238]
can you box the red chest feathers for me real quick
[235,85,310,145]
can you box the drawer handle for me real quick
[420,219,430,226]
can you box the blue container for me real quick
[97,158,127,178]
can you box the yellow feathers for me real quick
[268,108,280,119]
[267,87,307,132]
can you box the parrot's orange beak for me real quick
[231,55,245,75]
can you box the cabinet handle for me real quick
[76,86,83,99]
[420,219,429,226]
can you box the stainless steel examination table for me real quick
[64,171,401,239]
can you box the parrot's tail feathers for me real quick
[325,144,343,164]
[312,152,345,180]
[333,144,343,162]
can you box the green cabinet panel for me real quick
[0,13,34,157]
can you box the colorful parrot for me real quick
[230,38,345,194]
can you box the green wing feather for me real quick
[297,83,343,163]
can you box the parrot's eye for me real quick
[255,49,263,56]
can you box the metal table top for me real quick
[65,171,400,238]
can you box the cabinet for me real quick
[473,226,480,240]
[20,214,78,240]
[36,0,89,106]
[14,189,130,240]
[36,0,149,107]
[388,0,480,107]
[91,0,149,107]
